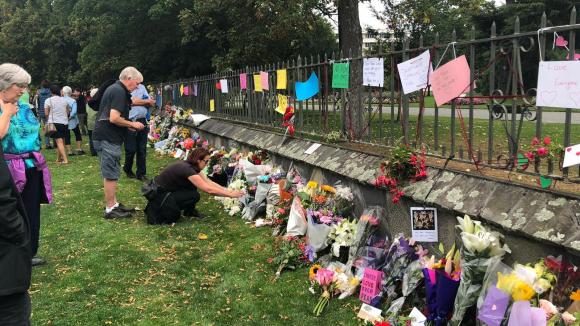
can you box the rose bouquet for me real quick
[272,236,311,277]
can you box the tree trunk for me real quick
[337,0,365,140]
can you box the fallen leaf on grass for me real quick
[197,233,208,240]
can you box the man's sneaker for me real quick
[104,207,132,219]
[124,169,136,179]
[117,202,136,213]
[184,208,205,220]
[32,256,46,266]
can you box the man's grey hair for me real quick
[62,86,72,96]
[119,66,143,82]
[0,63,31,91]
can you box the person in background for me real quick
[145,148,243,224]
[44,84,70,164]
[86,88,98,156]
[36,80,53,149]
[92,67,145,219]
[62,86,84,156]
[0,63,43,325]
[74,88,87,136]
[123,83,155,181]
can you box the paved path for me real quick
[408,107,580,124]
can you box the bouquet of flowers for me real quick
[215,178,246,216]
[378,235,419,306]
[449,215,510,325]
[272,236,312,277]
[330,184,355,217]
[310,266,335,316]
[328,219,358,260]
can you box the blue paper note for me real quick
[295,72,319,101]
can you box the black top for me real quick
[0,143,31,296]
[155,160,200,192]
[93,81,132,144]
[76,95,87,114]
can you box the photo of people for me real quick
[410,207,438,242]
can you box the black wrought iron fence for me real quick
[155,9,580,183]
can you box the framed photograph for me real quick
[410,207,438,242]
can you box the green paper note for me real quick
[332,62,350,89]
[517,153,529,169]
[539,176,552,189]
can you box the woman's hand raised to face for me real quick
[0,100,18,117]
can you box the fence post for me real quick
[433,32,440,153]
[469,26,475,157]
[402,37,410,144]
[450,29,457,156]
[510,17,520,160]
[563,7,576,178]
[488,22,496,164]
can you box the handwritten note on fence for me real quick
[277,69,287,90]
[537,61,580,109]
[220,79,228,93]
[398,50,432,94]
[240,73,247,90]
[363,58,384,87]
[430,55,471,106]
[332,62,350,89]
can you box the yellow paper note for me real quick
[210,99,215,112]
[276,69,287,90]
[253,74,262,92]
[179,84,184,96]
[276,94,288,114]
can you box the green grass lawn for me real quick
[31,143,362,325]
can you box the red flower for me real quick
[531,137,540,146]
[543,136,551,145]
[267,257,274,264]
[545,256,562,272]
[374,321,391,326]
[537,147,548,157]
[525,152,535,160]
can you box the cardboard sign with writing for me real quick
[431,55,471,106]
[220,79,228,93]
[363,58,384,87]
[253,74,262,92]
[260,71,269,91]
[563,144,580,168]
[537,61,580,109]
[398,50,432,94]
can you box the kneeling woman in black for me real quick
[145,148,243,224]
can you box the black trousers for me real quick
[64,126,82,146]
[0,292,31,326]
[88,130,96,156]
[172,189,200,213]
[21,168,42,257]
[124,120,148,177]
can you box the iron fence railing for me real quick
[155,9,580,183]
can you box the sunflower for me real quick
[321,185,336,194]
[307,181,318,189]
[571,289,580,301]
[309,264,321,281]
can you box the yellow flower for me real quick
[512,281,535,301]
[309,264,321,281]
[307,181,318,189]
[571,289,580,301]
[349,277,360,287]
[321,185,336,194]
[497,272,519,295]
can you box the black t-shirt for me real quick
[155,160,200,192]
[93,81,132,144]
[76,95,87,114]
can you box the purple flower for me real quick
[305,245,315,262]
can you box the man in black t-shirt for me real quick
[73,88,87,135]
[93,67,146,219]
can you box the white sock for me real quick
[105,202,119,213]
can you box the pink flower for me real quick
[320,214,333,224]
[531,137,540,146]
[539,299,558,319]
[315,268,334,286]
[543,136,551,145]
[277,208,286,215]
[525,151,535,160]
[562,312,576,325]
[537,147,548,157]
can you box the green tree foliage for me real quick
[0,0,337,86]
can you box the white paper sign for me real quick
[398,50,433,94]
[410,207,438,242]
[537,61,580,109]
[563,144,580,168]
[363,58,384,87]
[409,307,427,326]
[357,303,382,322]
[304,143,321,155]
[173,149,183,159]
[220,79,229,93]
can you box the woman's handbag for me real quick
[44,98,57,137]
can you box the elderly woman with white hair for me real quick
[62,86,84,156]
[0,63,53,272]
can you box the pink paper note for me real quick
[183,86,189,96]
[565,53,580,60]
[260,71,269,91]
[431,55,471,106]
[240,73,247,90]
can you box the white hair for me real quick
[62,86,72,96]
[0,63,31,91]
[119,66,143,82]
[90,88,98,97]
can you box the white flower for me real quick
[456,215,475,234]
[514,264,537,285]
